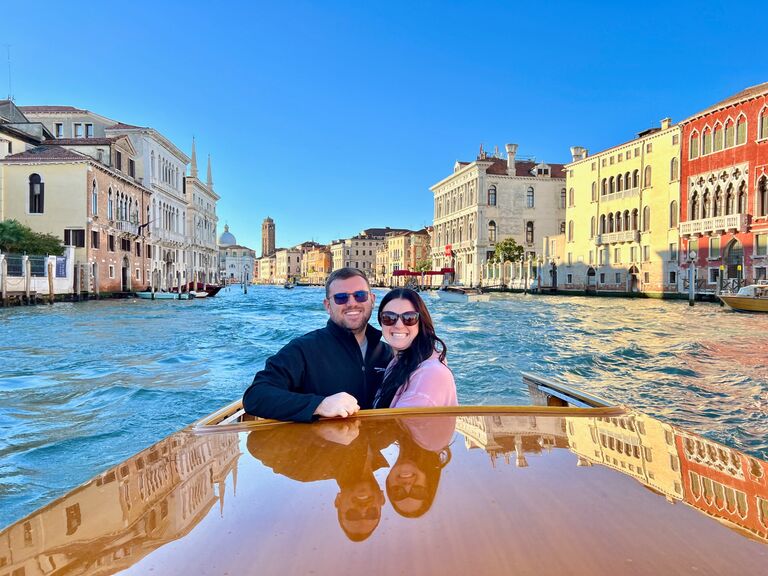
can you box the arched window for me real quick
[725,185,734,215]
[617,174,624,192]
[29,173,44,213]
[590,216,596,238]
[761,108,768,140]
[488,220,497,243]
[608,213,615,233]
[713,186,722,217]
[626,171,632,189]
[631,209,639,230]
[759,177,768,217]
[633,170,640,188]
[615,211,623,232]
[600,214,606,234]
[702,127,712,155]
[526,187,535,208]
[690,192,699,220]
[488,186,497,206]
[736,115,747,145]
[591,182,597,201]
[91,180,98,215]
[609,176,615,194]
[725,120,735,148]
[624,210,630,231]
[568,220,574,242]
[642,206,650,232]
[690,131,700,159]
[670,157,679,181]
[644,166,652,188]
[601,178,607,195]
[713,123,723,152]
[737,182,747,213]
[669,201,678,228]
[108,188,113,220]
[526,221,534,244]
[560,188,567,208]
[568,188,575,206]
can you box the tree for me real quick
[0,219,64,255]
[492,237,524,263]
[415,259,432,272]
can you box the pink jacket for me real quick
[389,351,458,408]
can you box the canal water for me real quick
[1,286,766,528]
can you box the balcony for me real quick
[601,187,640,202]
[679,213,746,237]
[115,219,139,236]
[596,230,640,245]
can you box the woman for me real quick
[373,288,457,408]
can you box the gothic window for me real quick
[738,182,747,213]
[608,213,614,233]
[702,127,712,155]
[691,192,700,220]
[526,221,534,244]
[725,185,735,215]
[488,220,497,243]
[92,180,98,215]
[590,216,596,238]
[670,157,679,181]
[644,166,652,188]
[690,131,700,159]
[29,173,44,213]
[633,169,640,188]
[670,200,678,228]
[725,119,735,147]
[568,188,575,206]
[626,171,632,189]
[759,177,768,217]
[631,209,639,230]
[761,108,768,140]
[617,174,624,192]
[713,123,723,152]
[703,190,711,218]
[609,176,615,194]
[526,187,535,208]
[624,210,630,231]
[488,186,497,206]
[601,178,607,195]
[591,182,596,202]
[600,214,606,234]
[713,187,722,217]
[736,115,747,145]
[615,211,623,232]
[108,188,113,220]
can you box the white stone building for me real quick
[184,138,219,284]
[430,144,567,286]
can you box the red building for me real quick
[679,83,768,289]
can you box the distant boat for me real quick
[719,282,768,312]
[437,285,490,303]
[284,281,296,289]
[135,291,191,300]
[190,291,209,298]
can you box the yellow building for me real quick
[563,119,681,296]
[302,245,331,285]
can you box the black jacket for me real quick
[242,320,392,422]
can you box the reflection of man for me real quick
[246,420,395,541]
[243,268,392,422]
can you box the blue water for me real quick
[1,286,767,528]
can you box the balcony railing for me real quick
[115,219,139,236]
[601,187,640,202]
[679,213,745,237]
[596,230,640,245]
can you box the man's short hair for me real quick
[325,267,370,297]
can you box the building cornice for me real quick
[106,126,190,163]
[566,125,681,169]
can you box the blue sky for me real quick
[4,1,767,250]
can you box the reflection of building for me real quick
[677,430,768,542]
[456,414,568,468]
[0,431,240,575]
[430,144,566,286]
[565,413,684,501]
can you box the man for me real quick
[242,267,392,422]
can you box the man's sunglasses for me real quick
[332,290,370,305]
[380,311,420,327]
[344,507,380,521]
[389,485,429,502]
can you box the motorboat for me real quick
[189,290,208,298]
[284,281,296,289]
[437,285,491,303]
[171,282,224,297]
[719,282,768,312]
[1,374,765,574]
[135,291,191,300]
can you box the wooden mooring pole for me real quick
[1,258,7,307]
[48,260,54,304]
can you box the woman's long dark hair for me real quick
[374,288,447,408]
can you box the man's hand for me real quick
[314,392,360,418]
[313,419,361,445]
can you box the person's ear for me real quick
[323,298,331,315]
[370,292,376,307]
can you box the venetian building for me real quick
[261,217,275,257]
[20,105,191,290]
[302,245,332,285]
[184,139,219,284]
[679,82,768,288]
[274,247,301,284]
[218,225,256,284]
[562,119,681,295]
[330,228,409,277]
[430,144,566,286]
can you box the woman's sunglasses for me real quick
[332,290,370,305]
[380,311,420,327]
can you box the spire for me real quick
[207,154,213,189]
[190,137,198,178]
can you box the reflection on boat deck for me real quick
[1,408,766,575]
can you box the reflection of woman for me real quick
[386,417,454,518]
[373,288,457,408]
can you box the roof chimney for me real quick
[661,117,672,130]
[505,143,518,175]
[570,146,587,162]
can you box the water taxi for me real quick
[1,375,766,574]
[719,282,768,312]
[437,285,491,303]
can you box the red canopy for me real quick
[392,268,454,277]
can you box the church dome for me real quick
[219,224,237,246]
